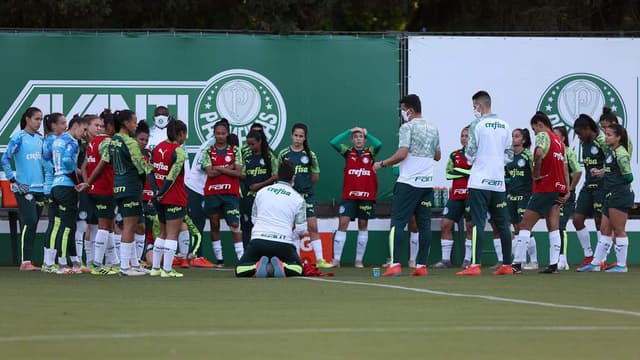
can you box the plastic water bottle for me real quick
[433,187,441,208]
[441,187,449,207]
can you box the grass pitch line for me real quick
[2,326,640,343]
[301,278,640,318]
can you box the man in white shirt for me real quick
[235,160,306,278]
[457,91,514,276]
[373,94,441,277]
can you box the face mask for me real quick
[473,109,482,119]
[154,115,169,129]
[401,110,409,122]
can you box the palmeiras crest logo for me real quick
[537,73,626,130]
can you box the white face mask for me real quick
[473,108,482,119]
[401,109,409,122]
[154,115,169,129]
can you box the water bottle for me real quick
[441,186,449,207]
[433,186,441,208]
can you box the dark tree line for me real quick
[1,0,638,33]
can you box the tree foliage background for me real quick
[0,0,639,33]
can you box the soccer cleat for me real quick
[19,261,40,272]
[456,264,481,276]
[172,257,182,266]
[190,257,215,268]
[270,256,286,278]
[255,256,270,278]
[411,266,428,276]
[41,265,57,274]
[408,260,417,268]
[382,263,402,277]
[316,259,334,269]
[578,256,594,268]
[56,266,73,275]
[80,265,92,274]
[109,265,121,273]
[91,265,116,275]
[493,264,513,275]
[431,260,452,269]
[331,260,341,268]
[461,259,471,269]
[176,258,190,268]
[539,264,559,274]
[161,269,184,278]
[490,261,503,270]
[523,262,539,270]
[149,269,162,277]
[215,260,225,268]
[604,262,618,271]
[71,265,83,274]
[604,265,628,273]
[132,266,150,275]
[576,263,600,272]
[119,268,147,276]
[512,263,523,274]
[354,261,364,268]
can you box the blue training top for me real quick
[52,132,79,188]
[42,134,58,195]
[1,130,44,193]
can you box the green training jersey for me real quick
[278,147,319,195]
[505,149,533,195]
[242,150,278,195]
[604,145,632,189]
[108,132,149,198]
[581,133,606,187]
[566,147,580,177]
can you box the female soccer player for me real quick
[1,107,45,271]
[577,124,633,273]
[200,120,244,265]
[599,107,632,155]
[41,113,67,273]
[150,119,189,277]
[553,126,582,270]
[329,127,381,268]
[278,123,333,268]
[240,129,278,248]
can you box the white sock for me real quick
[333,231,347,262]
[42,247,48,265]
[614,237,628,267]
[114,233,122,253]
[513,230,530,264]
[134,233,145,261]
[152,238,165,269]
[409,232,419,262]
[212,240,223,261]
[105,232,119,266]
[120,242,133,270]
[93,230,108,267]
[311,239,324,261]
[464,239,472,261]
[69,256,80,264]
[576,228,593,257]
[130,240,140,267]
[493,238,503,262]
[441,239,454,261]
[162,239,177,272]
[75,220,87,261]
[548,230,561,265]
[356,231,368,263]
[58,257,68,266]
[592,234,613,264]
[44,248,55,266]
[527,236,538,263]
[90,225,98,243]
[234,242,244,260]
[84,240,93,267]
[178,230,190,255]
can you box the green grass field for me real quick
[2,266,640,359]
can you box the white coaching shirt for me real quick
[251,181,307,246]
[465,114,513,192]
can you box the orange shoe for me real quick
[382,263,402,277]
[189,257,215,268]
[578,256,594,268]
[456,264,481,276]
[411,266,428,276]
[19,261,40,272]
[172,257,182,266]
[493,264,513,275]
[177,258,190,268]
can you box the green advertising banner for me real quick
[0,32,400,203]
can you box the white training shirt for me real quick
[184,141,209,195]
[397,118,440,188]
[465,114,513,192]
[251,181,306,246]
[147,125,167,151]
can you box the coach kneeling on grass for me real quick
[235,159,306,278]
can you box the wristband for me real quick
[381,160,385,168]
[9,178,16,183]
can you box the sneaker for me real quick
[382,263,402,277]
[190,257,215,268]
[255,256,270,278]
[493,264,513,275]
[411,266,428,276]
[176,258,190,268]
[578,256,594,268]
[431,260,452,269]
[539,264,559,274]
[172,257,182,266]
[354,261,364,268]
[523,262,539,270]
[461,259,471,269]
[331,260,341,268]
[576,263,600,272]
[490,261,503,270]
[215,260,225,268]
[316,259,334,269]
[270,256,286,278]
[512,263,523,274]
[119,268,147,276]
[132,266,150,275]
[19,261,40,272]
[91,265,117,275]
[456,264,481,276]
[161,269,184,278]
[56,266,73,275]
[149,269,162,277]
[604,265,628,273]
[408,260,417,269]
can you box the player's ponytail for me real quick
[20,107,41,130]
[44,113,63,134]
[114,109,135,133]
[292,123,313,168]
[574,114,598,134]
[247,130,273,175]
[610,124,629,152]
[552,126,569,147]
[166,119,187,142]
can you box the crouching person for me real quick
[236,159,305,278]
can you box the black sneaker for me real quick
[539,264,559,274]
[512,263,522,274]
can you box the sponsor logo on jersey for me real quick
[348,191,370,197]
[209,183,232,191]
[481,178,503,186]
[347,168,372,177]
[268,187,291,196]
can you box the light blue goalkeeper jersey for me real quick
[52,133,79,188]
[1,130,44,193]
[42,134,58,195]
